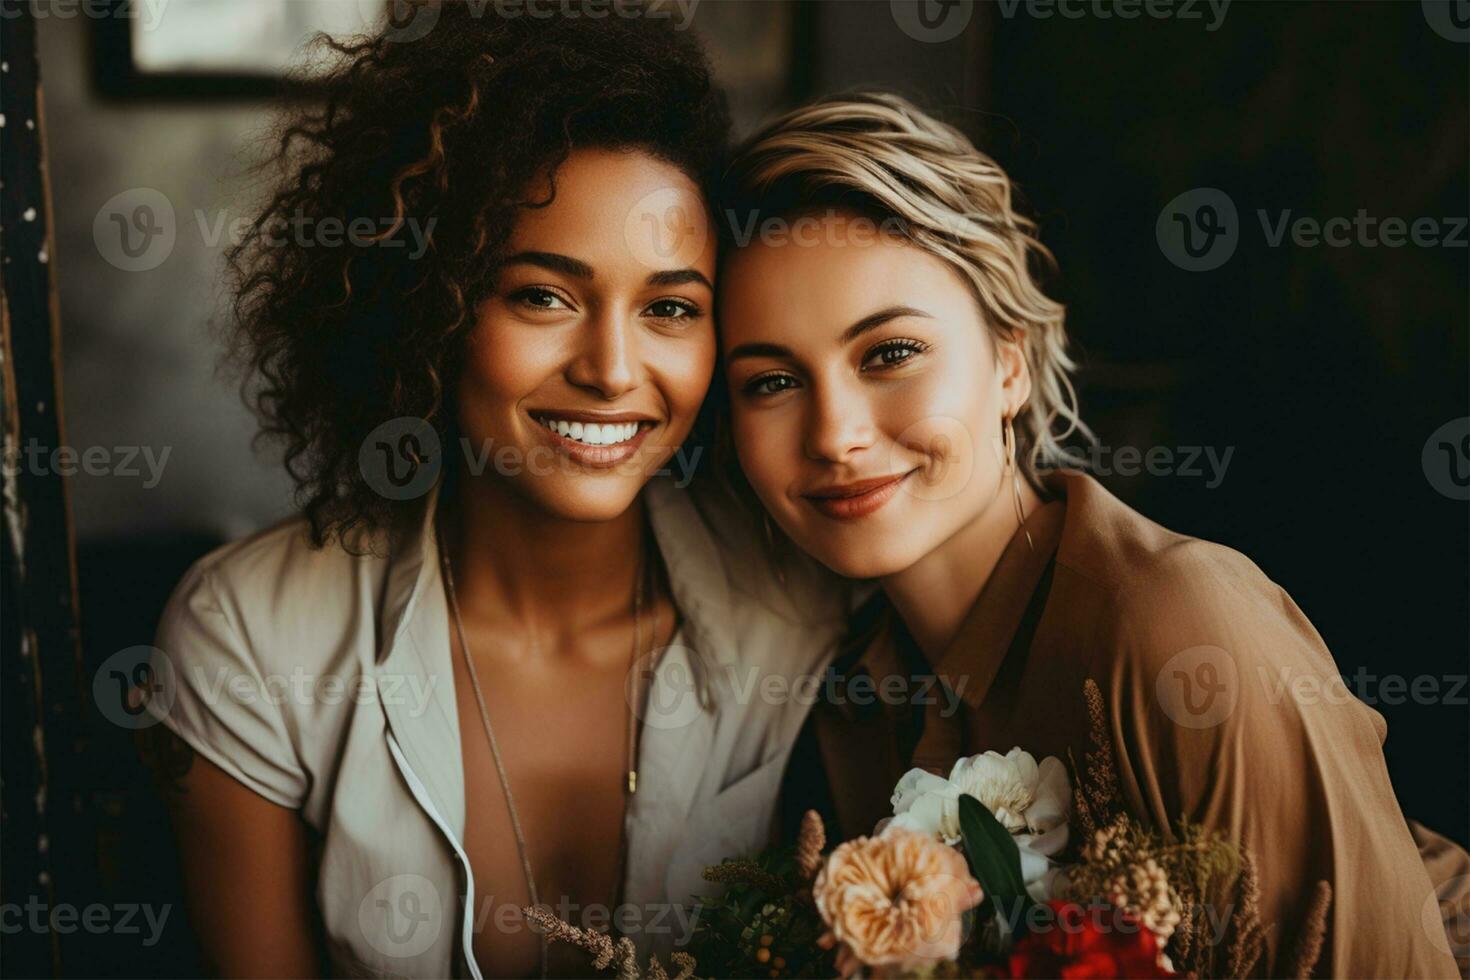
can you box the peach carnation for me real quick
[813,827,984,969]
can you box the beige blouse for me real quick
[146,475,859,977]
[798,469,1466,977]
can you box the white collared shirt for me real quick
[145,476,856,978]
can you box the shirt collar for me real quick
[930,476,1068,711]
[374,476,743,672]
[376,477,443,667]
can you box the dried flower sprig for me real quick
[521,906,695,980]
[1284,880,1332,980]
[702,858,788,896]
[690,823,837,979]
[795,810,826,881]
[1071,678,1121,840]
[1066,680,1276,980]
[1222,852,1265,979]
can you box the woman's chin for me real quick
[506,478,646,524]
[805,537,919,583]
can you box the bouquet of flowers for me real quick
[529,681,1332,978]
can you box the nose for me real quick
[566,308,640,400]
[803,378,876,463]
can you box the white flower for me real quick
[949,749,1070,836]
[887,748,1072,900]
[890,769,964,844]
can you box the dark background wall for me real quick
[16,1,1467,975]
[974,0,1468,845]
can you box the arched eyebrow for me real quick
[499,252,711,291]
[839,305,932,345]
[647,268,713,290]
[500,251,594,279]
[727,305,933,362]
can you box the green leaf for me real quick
[957,793,1034,934]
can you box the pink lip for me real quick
[529,412,654,469]
[802,471,913,521]
[527,408,655,424]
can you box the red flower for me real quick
[1007,901,1174,979]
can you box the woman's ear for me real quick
[996,328,1033,417]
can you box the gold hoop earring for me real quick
[1004,414,1034,552]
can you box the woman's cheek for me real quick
[733,409,784,504]
[657,336,717,434]
[873,376,987,504]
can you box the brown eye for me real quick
[511,287,569,310]
[744,373,799,397]
[645,298,701,320]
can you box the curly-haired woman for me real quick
[717,93,1469,977]
[139,10,854,978]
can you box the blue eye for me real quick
[744,373,799,397]
[862,338,930,371]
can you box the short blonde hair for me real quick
[719,91,1091,483]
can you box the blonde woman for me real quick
[715,93,1468,977]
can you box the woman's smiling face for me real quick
[457,147,717,522]
[719,212,1031,580]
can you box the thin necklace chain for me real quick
[437,516,653,979]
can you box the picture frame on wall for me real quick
[91,0,810,122]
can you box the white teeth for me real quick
[538,417,641,447]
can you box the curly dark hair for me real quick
[227,2,730,549]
